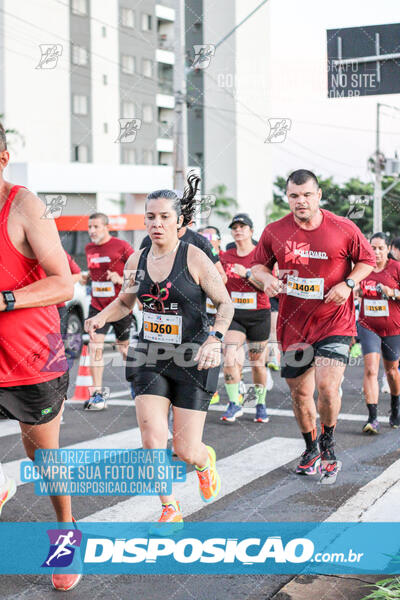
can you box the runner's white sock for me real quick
[0,462,6,488]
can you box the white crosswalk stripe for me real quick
[82,437,304,522]
[3,427,143,487]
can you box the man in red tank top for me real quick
[0,123,80,591]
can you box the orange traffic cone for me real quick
[71,344,93,401]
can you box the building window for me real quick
[103,74,108,85]
[122,102,135,118]
[121,55,135,74]
[142,149,153,165]
[141,14,152,31]
[122,149,136,164]
[72,94,88,115]
[142,58,153,78]
[72,44,88,66]
[73,145,89,162]
[142,104,153,123]
[103,123,108,134]
[101,26,107,37]
[121,7,135,28]
[71,0,88,16]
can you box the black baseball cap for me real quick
[228,213,253,229]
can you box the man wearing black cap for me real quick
[219,213,271,423]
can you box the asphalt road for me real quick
[1,348,399,599]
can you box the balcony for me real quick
[156,48,175,65]
[158,122,174,138]
[157,121,174,153]
[158,34,175,52]
[158,77,174,95]
[156,93,175,109]
[156,3,175,22]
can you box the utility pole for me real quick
[173,0,188,191]
[373,103,383,231]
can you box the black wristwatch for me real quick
[2,291,16,311]
[208,331,224,341]
[245,269,252,280]
[345,278,355,289]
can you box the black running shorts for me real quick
[357,323,400,362]
[229,309,271,341]
[281,335,352,379]
[131,366,220,411]
[0,371,69,424]
[88,305,132,341]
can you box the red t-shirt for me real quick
[57,251,81,308]
[220,247,270,311]
[252,210,376,351]
[358,259,400,337]
[85,237,134,311]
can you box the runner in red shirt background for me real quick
[252,169,375,481]
[82,213,134,410]
[220,213,271,424]
[57,251,82,361]
[357,232,400,433]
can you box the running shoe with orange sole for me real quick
[52,517,82,592]
[149,501,184,536]
[196,445,221,503]
[0,478,16,517]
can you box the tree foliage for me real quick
[209,184,238,221]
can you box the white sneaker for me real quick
[381,375,390,394]
[266,368,274,392]
[0,478,16,517]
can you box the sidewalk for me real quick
[248,574,384,600]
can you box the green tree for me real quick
[270,175,400,237]
[209,184,238,221]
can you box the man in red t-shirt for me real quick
[57,251,82,360]
[252,169,375,478]
[83,213,134,410]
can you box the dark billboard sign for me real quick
[327,23,400,98]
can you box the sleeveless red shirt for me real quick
[0,185,67,386]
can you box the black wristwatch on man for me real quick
[1,291,16,311]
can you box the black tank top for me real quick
[126,241,209,382]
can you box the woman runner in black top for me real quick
[85,173,234,530]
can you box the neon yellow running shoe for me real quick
[210,392,220,405]
[149,501,184,536]
[196,445,221,503]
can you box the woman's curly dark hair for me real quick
[146,171,201,227]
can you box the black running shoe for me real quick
[296,446,321,475]
[389,410,400,428]
[318,432,336,461]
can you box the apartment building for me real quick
[0,0,179,253]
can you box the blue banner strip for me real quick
[0,522,399,575]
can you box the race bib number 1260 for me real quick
[143,312,182,344]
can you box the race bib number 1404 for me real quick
[286,276,324,300]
